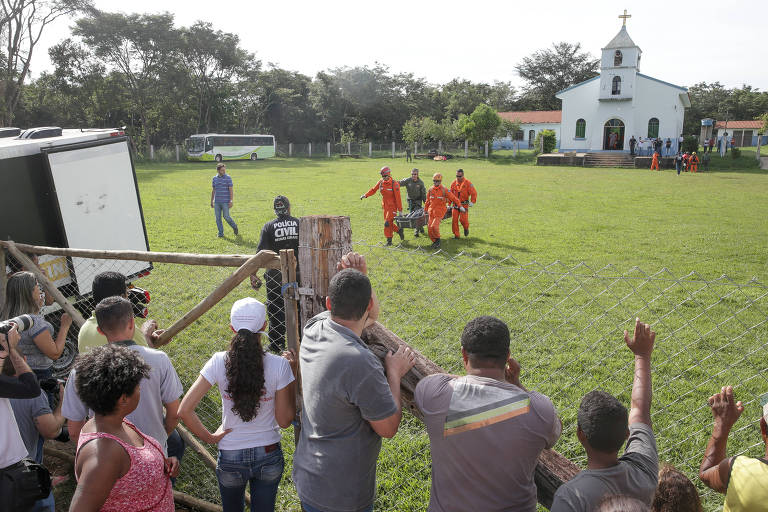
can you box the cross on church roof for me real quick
[619,9,631,26]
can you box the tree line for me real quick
[1,5,766,153]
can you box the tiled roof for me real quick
[499,111,562,124]
[604,26,637,49]
[714,120,764,129]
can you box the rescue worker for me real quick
[650,151,660,171]
[690,152,699,173]
[449,168,477,239]
[424,173,463,250]
[398,168,427,236]
[361,166,404,246]
[682,152,690,172]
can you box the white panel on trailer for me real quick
[45,139,150,296]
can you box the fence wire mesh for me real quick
[14,241,768,511]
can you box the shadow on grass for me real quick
[135,158,328,182]
[392,234,530,258]
[219,234,261,250]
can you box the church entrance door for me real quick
[603,119,625,150]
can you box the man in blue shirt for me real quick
[210,163,239,238]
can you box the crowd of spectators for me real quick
[2,252,767,511]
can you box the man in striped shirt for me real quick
[211,163,239,238]
[414,316,561,512]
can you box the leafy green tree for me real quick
[465,104,501,147]
[515,42,598,110]
[0,0,91,124]
[534,129,557,154]
[402,116,431,146]
[497,118,522,142]
[73,11,181,152]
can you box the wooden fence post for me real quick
[280,249,302,445]
[297,216,352,330]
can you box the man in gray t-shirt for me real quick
[415,316,561,512]
[293,253,415,512]
[62,297,183,454]
[550,318,658,512]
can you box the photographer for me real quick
[3,350,66,511]
[0,325,44,511]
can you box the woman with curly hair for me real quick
[70,344,178,511]
[179,297,296,512]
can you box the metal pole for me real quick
[464,140,468,158]
[289,143,293,157]
[368,142,372,157]
[391,141,395,159]
[308,142,312,158]
[327,142,331,158]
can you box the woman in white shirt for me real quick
[179,298,296,512]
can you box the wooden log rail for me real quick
[361,321,580,509]
[0,240,281,269]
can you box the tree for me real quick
[402,116,431,146]
[73,11,181,153]
[497,118,522,142]
[515,42,599,111]
[0,0,90,124]
[178,21,253,133]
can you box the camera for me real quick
[0,314,35,335]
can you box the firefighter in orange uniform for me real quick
[360,166,404,246]
[650,151,660,171]
[449,168,477,238]
[424,173,463,250]
[690,152,699,173]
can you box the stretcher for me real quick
[395,208,427,229]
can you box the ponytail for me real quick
[224,329,266,421]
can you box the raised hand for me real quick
[282,349,298,377]
[624,318,655,358]
[337,252,368,275]
[708,385,744,429]
[384,345,416,379]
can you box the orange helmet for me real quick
[432,173,442,181]
[380,166,391,176]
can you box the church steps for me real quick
[583,153,636,168]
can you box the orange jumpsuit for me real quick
[450,178,477,238]
[364,177,403,238]
[690,155,699,173]
[424,184,462,242]
[650,152,660,171]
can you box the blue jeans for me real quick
[216,445,284,512]
[30,492,55,512]
[302,503,373,512]
[214,202,238,236]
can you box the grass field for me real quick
[82,154,768,511]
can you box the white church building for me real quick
[556,20,690,153]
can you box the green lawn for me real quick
[127,156,767,511]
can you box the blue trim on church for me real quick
[636,73,688,91]
[555,76,600,96]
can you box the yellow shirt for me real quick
[77,314,148,354]
[724,456,768,512]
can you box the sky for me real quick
[33,0,768,92]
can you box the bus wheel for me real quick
[250,153,257,161]
[215,154,223,162]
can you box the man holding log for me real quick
[414,316,561,512]
[293,252,415,512]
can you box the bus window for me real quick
[205,137,213,151]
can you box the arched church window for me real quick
[575,119,586,138]
[612,76,621,95]
[647,118,659,138]
[614,50,623,66]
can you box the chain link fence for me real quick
[6,238,767,511]
[271,141,498,159]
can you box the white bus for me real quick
[185,133,276,162]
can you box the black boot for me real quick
[464,227,469,237]
[398,228,404,241]
[386,237,392,246]
[414,230,419,237]
[431,239,441,249]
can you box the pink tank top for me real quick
[76,420,173,512]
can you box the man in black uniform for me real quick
[398,168,427,237]
[256,195,299,352]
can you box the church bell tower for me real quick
[598,10,641,101]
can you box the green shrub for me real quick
[534,129,557,154]
[681,135,699,154]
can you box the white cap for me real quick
[230,297,267,334]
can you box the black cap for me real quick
[274,195,290,215]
